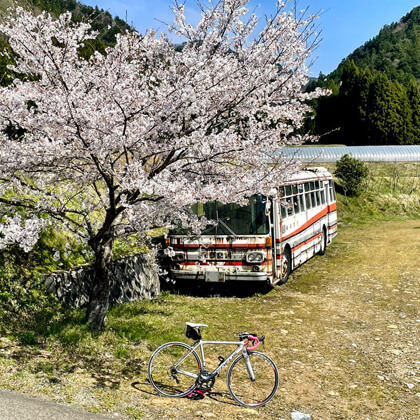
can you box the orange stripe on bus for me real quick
[275,232,322,257]
[292,233,322,251]
[327,202,337,212]
[277,207,328,242]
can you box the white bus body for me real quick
[167,167,337,285]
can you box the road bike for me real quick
[147,322,279,407]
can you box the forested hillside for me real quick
[307,60,420,145]
[329,6,420,86]
[0,0,130,40]
[307,6,420,145]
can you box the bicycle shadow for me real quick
[131,381,242,407]
[131,380,160,397]
[205,391,239,407]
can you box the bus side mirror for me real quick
[265,200,271,215]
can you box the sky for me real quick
[82,0,420,77]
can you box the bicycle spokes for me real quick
[148,342,201,397]
[227,351,279,407]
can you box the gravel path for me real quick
[0,389,113,420]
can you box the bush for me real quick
[335,154,368,196]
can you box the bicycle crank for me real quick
[196,369,216,390]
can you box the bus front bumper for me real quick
[169,269,269,282]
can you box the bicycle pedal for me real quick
[187,389,205,400]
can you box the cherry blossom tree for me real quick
[0,1,324,330]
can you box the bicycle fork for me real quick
[242,348,256,382]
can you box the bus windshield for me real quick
[191,195,269,235]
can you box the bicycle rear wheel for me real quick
[148,342,201,397]
[227,351,279,407]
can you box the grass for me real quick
[327,162,420,224]
[0,162,419,419]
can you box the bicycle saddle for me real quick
[186,322,208,328]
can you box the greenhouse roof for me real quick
[277,145,420,163]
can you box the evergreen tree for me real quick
[337,60,369,145]
[366,74,411,145]
[308,60,420,145]
[406,79,420,143]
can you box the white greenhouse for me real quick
[277,145,420,163]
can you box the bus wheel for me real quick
[278,248,291,285]
[318,228,327,256]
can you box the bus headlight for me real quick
[246,251,265,264]
[172,251,185,262]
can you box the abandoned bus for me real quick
[167,167,337,285]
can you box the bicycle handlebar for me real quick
[235,332,265,349]
[245,334,265,350]
[245,335,259,350]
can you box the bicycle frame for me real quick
[175,339,255,381]
[148,330,278,407]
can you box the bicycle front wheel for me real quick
[148,342,201,397]
[227,351,279,407]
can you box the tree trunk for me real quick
[85,238,113,331]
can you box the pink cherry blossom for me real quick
[0,1,325,329]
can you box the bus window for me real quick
[279,187,285,198]
[299,194,305,211]
[286,185,292,196]
[293,185,298,194]
[315,191,321,206]
[189,195,270,235]
[281,205,286,218]
[328,180,336,201]
[293,197,300,214]
[287,199,293,216]
[310,191,316,207]
[304,183,310,192]
[310,182,315,191]
[320,189,325,204]
[305,193,311,209]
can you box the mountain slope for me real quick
[304,6,420,146]
[329,6,420,86]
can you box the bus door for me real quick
[273,187,286,281]
[265,197,276,280]
[324,180,331,223]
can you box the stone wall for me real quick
[44,254,160,308]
